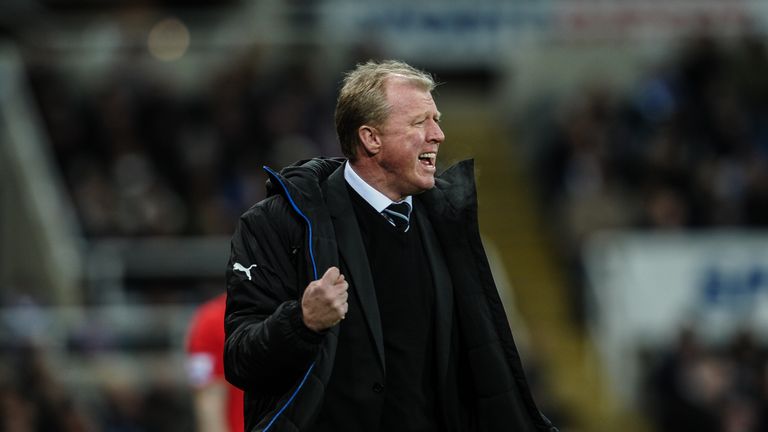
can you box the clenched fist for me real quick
[301,267,349,332]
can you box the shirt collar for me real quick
[344,162,412,213]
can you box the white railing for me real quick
[0,303,196,388]
[0,44,84,305]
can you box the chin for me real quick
[416,178,435,192]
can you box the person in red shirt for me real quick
[185,293,244,432]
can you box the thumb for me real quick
[321,266,340,284]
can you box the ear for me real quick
[357,125,381,156]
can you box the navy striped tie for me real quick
[382,202,411,232]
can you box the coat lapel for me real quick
[324,166,386,371]
[413,198,454,392]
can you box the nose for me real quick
[428,120,445,144]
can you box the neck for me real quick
[349,159,403,202]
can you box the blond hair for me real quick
[335,60,436,160]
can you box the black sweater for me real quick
[348,186,439,432]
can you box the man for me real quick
[224,60,557,432]
[186,293,245,432]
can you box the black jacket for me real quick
[224,158,557,432]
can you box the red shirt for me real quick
[185,293,244,432]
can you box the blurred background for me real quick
[1,0,768,431]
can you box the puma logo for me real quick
[233,262,258,280]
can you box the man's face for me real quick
[374,78,444,201]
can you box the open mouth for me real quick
[418,152,436,167]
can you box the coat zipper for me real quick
[262,166,318,431]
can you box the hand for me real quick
[301,267,349,332]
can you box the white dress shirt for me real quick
[343,162,413,213]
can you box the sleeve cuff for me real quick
[287,300,327,344]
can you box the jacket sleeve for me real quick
[223,198,325,393]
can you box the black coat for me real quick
[224,158,557,432]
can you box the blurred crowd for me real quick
[528,33,768,431]
[0,343,193,432]
[642,327,768,432]
[534,33,768,239]
[28,50,340,238]
[530,33,768,318]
